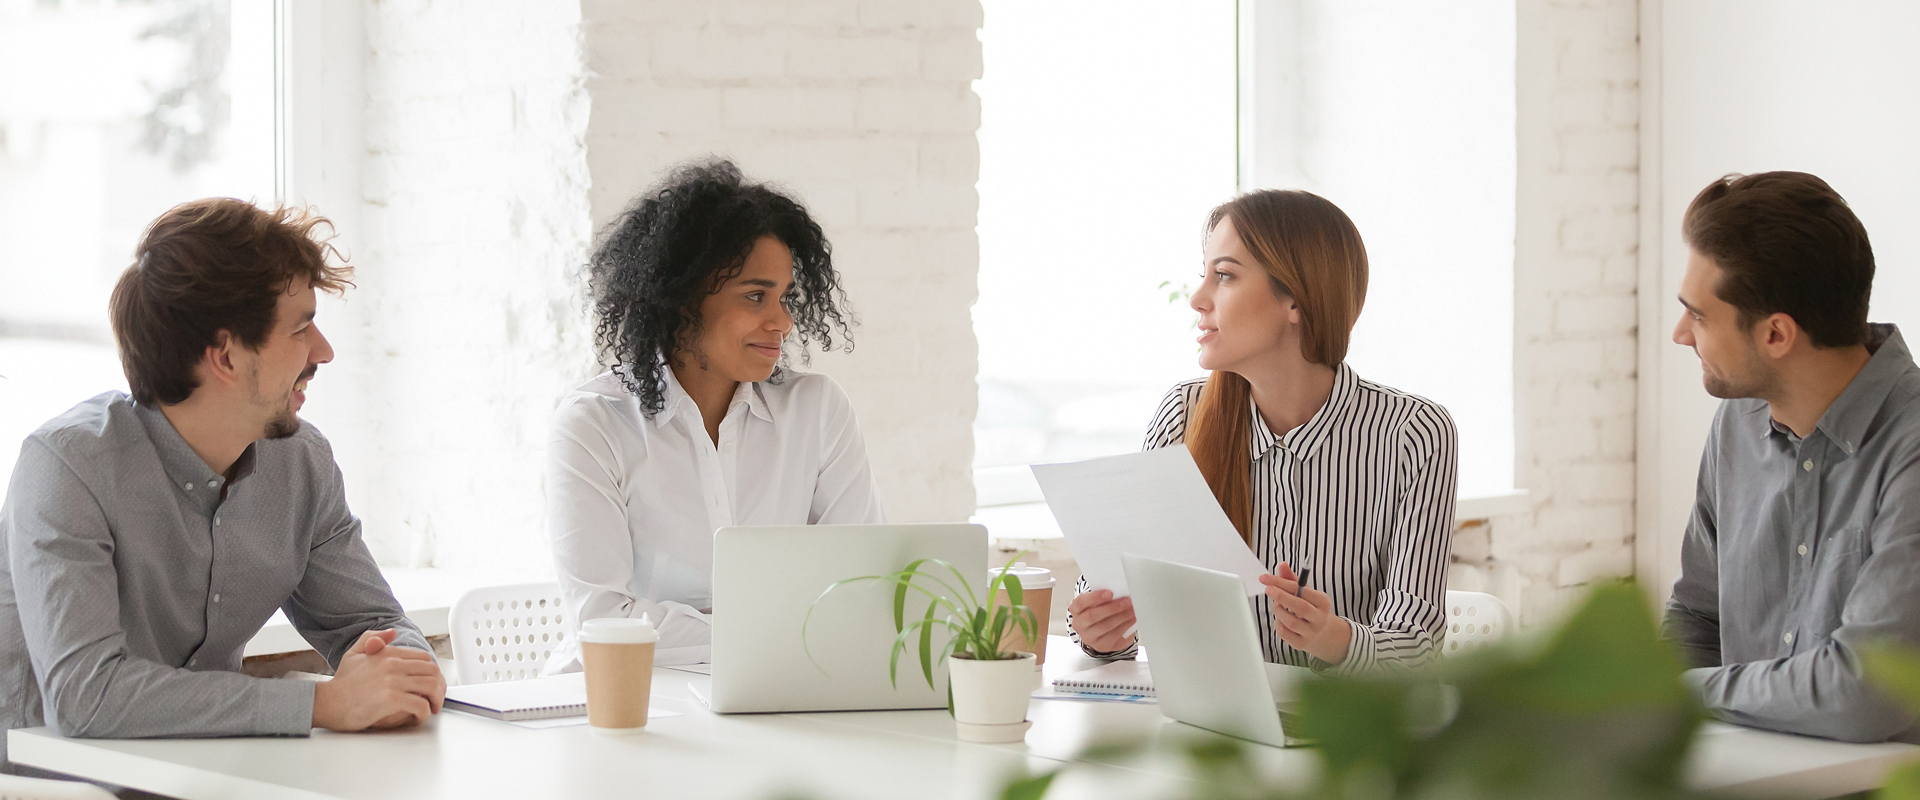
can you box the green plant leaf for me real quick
[999,772,1056,800]
[919,597,939,688]
[1878,761,1920,800]
[1501,583,1690,714]
[1864,643,1920,716]
[1298,677,1414,784]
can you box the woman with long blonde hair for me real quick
[1066,190,1457,672]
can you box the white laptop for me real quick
[1122,552,1313,748]
[693,523,987,713]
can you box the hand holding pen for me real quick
[1257,561,1354,666]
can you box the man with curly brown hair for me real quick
[0,199,444,765]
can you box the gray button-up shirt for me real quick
[0,393,425,760]
[1664,323,1920,742]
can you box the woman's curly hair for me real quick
[589,158,853,417]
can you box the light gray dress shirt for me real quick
[0,392,425,761]
[1664,323,1920,742]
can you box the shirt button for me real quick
[213,593,221,603]
[1798,544,1808,556]
[214,517,222,526]
[207,479,218,488]
[188,657,197,667]
[183,482,194,491]
[1803,460,1814,472]
[1783,632,1795,644]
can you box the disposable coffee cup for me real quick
[580,616,658,735]
[988,562,1055,668]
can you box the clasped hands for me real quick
[311,628,448,732]
[1067,561,1352,665]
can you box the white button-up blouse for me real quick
[543,367,884,671]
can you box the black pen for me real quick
[1294,567,1313,597]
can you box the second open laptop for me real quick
[1122,552,1314,748]
[692,523,987,714]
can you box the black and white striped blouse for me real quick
[1069,363,1458,673]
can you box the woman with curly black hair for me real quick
[543,159,883,672]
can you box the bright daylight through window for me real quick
[972,0,1518,538]
[0,0,275,490]
[971,0,1239,537]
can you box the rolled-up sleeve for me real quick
[8,438,314,740]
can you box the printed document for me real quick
[1031,447,1268,596]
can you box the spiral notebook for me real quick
[445,673,589,721]
[1050,661,1155,698]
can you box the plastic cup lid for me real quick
[580,615,659,644]
[989,561,1056,589]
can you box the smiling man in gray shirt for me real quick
[1663,171,1920,742]
[0,199,446,764]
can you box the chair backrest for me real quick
[0,775,117,800]
[1443,590,1513,656]
[447,582,566,685]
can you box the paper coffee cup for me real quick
[988,562,1055,667]
[580,617,658,734]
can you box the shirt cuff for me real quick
[1327,617,1375,676]
[253,677,319,737]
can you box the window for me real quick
[971,0,1239,536]
[0,0,276,489]
[1239,1,1517,499]
[973,1,1520,539]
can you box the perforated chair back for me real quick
[0,775,117,800]
[1443,590,1513,656]
[448,582,567,685]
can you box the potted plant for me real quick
[807,553,1041,743]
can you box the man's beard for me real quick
[1702,340,1780,400]
[252,364,314,440]
[264,407,300,439]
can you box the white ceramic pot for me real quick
[947,652,1036,743]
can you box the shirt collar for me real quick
[650,360,775,428]
[132,399,234,511]
[1788,323,1912,456]
[1249,362,1358,462]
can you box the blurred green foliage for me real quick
[1863,645,1920,800]
[1004,582,1720,800]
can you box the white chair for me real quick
[1443,590,1513,656]
[0,774,116,800]
[447,582,567,685]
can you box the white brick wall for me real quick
[580,0,984,524]
[313,2,595,574]
[1454,0,1641,625]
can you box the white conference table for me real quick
[11,636,1920,800]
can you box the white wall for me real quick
[1640,0,1920,600]
[577,0,984,524]
[1469,0,1641,625]
[300,1,596,575]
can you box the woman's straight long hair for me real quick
[1186,190,1369,542]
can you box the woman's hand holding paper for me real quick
[1067,589,1137,654]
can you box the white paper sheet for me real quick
[1031,447,1268,597]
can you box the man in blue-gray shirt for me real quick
[1664,171,1920,742]
[0,199,445,764]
